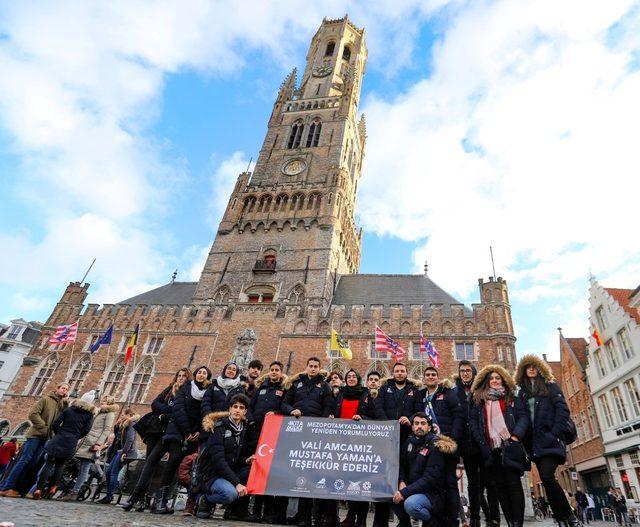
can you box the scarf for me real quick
[342,384,365,400]
[486,399,510,448]
[227,417,244,445]
[190,380,207,401]
[217,375,241,394]
[486,387,506,400]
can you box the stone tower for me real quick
[193,16,367,309]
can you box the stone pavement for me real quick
[0,497,617,527]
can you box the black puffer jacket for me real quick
[281,372,332,417]
[333,388,384,420]
[202,378,247,416]
[398,432,457,511]
[44,399,96,459]
[452,375,480,456]
[163,381,209,442]
[197,411,250,489]
[378,379,423,420]
[421,379,465,443]
[248,376,287,426]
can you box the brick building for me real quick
[0,16,516,434]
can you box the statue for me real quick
[230,328,257,373]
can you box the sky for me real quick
[1,0,639,360]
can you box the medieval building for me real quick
[0,16,517,434]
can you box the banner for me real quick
[247,415,399,501]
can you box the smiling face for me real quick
[248,365,262,380]
[195,368,209,383]
[460,365,474,383]
[176,369,189,387]
[224,364,238,379]
[423,369,439,389]
[346,371,358,387]
[488,372,504,390]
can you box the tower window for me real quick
[325,42,335,56]
[306,120,322,147]
[287,121,304,149]
[342,46,351,62]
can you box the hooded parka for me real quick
[420,378,465,442]
[75,402,119,460]
[378,377,423,421]
[281,371,333,417]
[44,399,97,459]
[248,372,287,426]
[26,391,69,440]
[164,378,211,442]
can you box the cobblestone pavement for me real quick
[0,497,615,527]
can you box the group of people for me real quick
[0,353,586,527]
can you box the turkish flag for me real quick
[247,414,284,495]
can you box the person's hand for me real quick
[266,411,275,416]
[393,491,404,504]
[121,453,126,462]
[399,416,410,426]
[246,455,256,464]
[329,415,334,419]
[510,435,519,442]
[291,409,302,418]
[499,429,511,440]
[352,415,362,421]
[399,481,406,490]
[236,484,247,497]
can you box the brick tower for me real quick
[192,16,367,309]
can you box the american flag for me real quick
[420,335,441,368]
[48,322,79,345]
[375,325,405,361]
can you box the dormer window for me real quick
[325,42,335,56]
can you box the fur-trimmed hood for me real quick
[514,354,555,385]
[121,412,141,428]
[202,410,245,433]
[71,398,99,415]
[284,370,329,390]
[471,364,516,394]
[98,403,120,414]
[368,387,379,399]
[432,434,458,455]
[254,371,288,388]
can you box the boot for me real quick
[566,515,581,527]
[152,486,172,514]
[341,508,356,527]
[182,496,197,516]
[122,488,145,512]
[196,495,215,519]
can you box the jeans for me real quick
[205,466,250,505]
[489,450,524,523]
[535,456,573,521]
[71,459,92,493]
[0,437,46,491]
[104,451,124,499]
[393,494,433,522]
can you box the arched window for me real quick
[13,421,31,436]
[129,358,154,403]
[102,358,126,398]
[342,46,351,62]
[0,419,10,436]
[245,285,276,303]
[290,193,304,211]
[325,42,335,56]
[287,121,304,149]
[288,285,305,305]
[68,354,92,395]
[27,353,60,396]
[212,286,230,305]
[306,120,322,147]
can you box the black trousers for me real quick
[36,454,71,490]
[444,454,460,525]
[488,450,524,523]
[463,453,495,522]
[535,456,573,521]
[373,501,391,527]
[134,439,186,492]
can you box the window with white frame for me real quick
[128,358,154,403]
[410,341,422,360]
[595,306,608,332]
[455,342,474,361]
[326,340,341,359]
[504,345,513,362]
[27,354,60,396]
[624,378,640,418]
[497,345,503,361]
[599,394,614,427]
[618,328,634,360]
[630,451,639,465]
[576,413,585,442]
[102,359,126,397]
[68,355,92,394]
[615,454,624,468]
[368,341,390,360]
[594,350,607,377]
[145,336,164,355]
[48,341,66,351]
[571,373,580,395]
[605,340,620,369]
[7,325,22,340]
[588,406,598,437]
[612,387,629,422]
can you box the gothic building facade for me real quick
[0,16,517,434]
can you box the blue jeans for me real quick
[206,478,238,505]
[394,493,433,522]
[0,437,46,491]
[104,451,124,499]
[71,459,92,493]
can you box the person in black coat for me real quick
[34,396,97,498]
[515,354,579,527]
[196,394,256,521]
[420,366,464,527]
[378,363,423,446]
[469,365,529,527]
[392,412,457,527]
[202,362,247,416]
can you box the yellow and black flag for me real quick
[330,329,352,360]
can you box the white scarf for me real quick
[190,380,206,401]
[486,400,511,448]
[216,375,241,394]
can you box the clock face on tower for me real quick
[282,159,306,175]
[312,65,332,77]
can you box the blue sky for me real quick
[1,1,639,360]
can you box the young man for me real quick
[282,357,333,527]
[0,382,69,497]
[393,412,456,527]
[421,366,464,527]
[245,359,264,399]
[378,363,423,445]
[197,394,256,521]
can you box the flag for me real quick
[592,328,603,347]
[330,329,352,360]
[125,324,140,364]
[374,325,405,361]
[49,322,78,345]
[420,336,441,368]
[90,325,113,354]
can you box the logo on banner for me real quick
[316,478,326,489]
[347,481,361,494]
[362,481,372,492]
[334,479,345,491]
[257,444,274,457]
[295,477,307,489]
[286,420,303,433]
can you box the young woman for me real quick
[64,394,119,500]
[33,392,97,499]
[469,365,529,527]
[515,355,578,527]
[202,362,246,415]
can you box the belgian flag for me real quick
[125,323,140,364]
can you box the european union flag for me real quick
[90,325,113,354]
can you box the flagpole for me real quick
[206,331,220,369]
[274,336,282,362]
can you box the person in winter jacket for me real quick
[0,438,17,477]
[282,357,333,527]
[0,382,69,497]
[33,392,97,499]
[420,366,464,527]
[202,362,247,416]
[196,394,256,521]
[469,365,529,527]
[126,365,212,514]
[453,361,496,527]
[392,412,457,527]
[244,359,264,399]
[63,393,119,500]
[98,406,139,504]
[515,354,578,527]
[378,363,423,446]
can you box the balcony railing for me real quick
[253,259,276,273]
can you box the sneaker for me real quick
[2,489,22,498]
[32,490,42,500]
[97,495,113,504]
[60,492,79,501]
[45,485,58,499]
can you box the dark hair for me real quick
[330,371,343,380]
[423,366,438,376]
[522,374,548,397]
[269,361,284,369]
[307,356,321,365]
[393,362,407,370]
[193,365,213,380]
[248,359,263,370]
[459,360,473,368]
[170,367,193,396]
[367,371,381,380]
[411,412,431,425]
[228,394,250,409]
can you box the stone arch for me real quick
[287,284,305,305]
[287,119,304,149]
[275,193,289,211]
[400,321,411,336]
[361,321,371,335]
[290,193,305,211]
[366,361,390,379]
[341,320,352,334]
[442,321,453,336]
[13,421,31,436]
[128,356,155,404]
[409,364,424,381]
[213,285,231,305]
[294,321,306,334]
[169,319,178,331]
[464,321,475,336]
[152,318,162,330]
[258,194,272,213]
[25,352,60,397]
[380,321,390,332]
[421,321,431,335]
[68,353,92,395]
[0,419,10,436]
[242,195,257,213]
[318,320,330,334]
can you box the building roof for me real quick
[566,337,588,369]
[548,361,562,380]
[332,274,472,317]
[117,282,198,306]
[604,287,640,325]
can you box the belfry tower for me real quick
[193,16,367,309]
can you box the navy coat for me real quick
[248,378,286,427]
[333,388,384,420]
[378,380,423,420]
[421,380,465,443]
[44,399,96,459]
[452,377,480,457]
[202,378,246,416]
[281,373,332,417]
[163,381,207,442]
